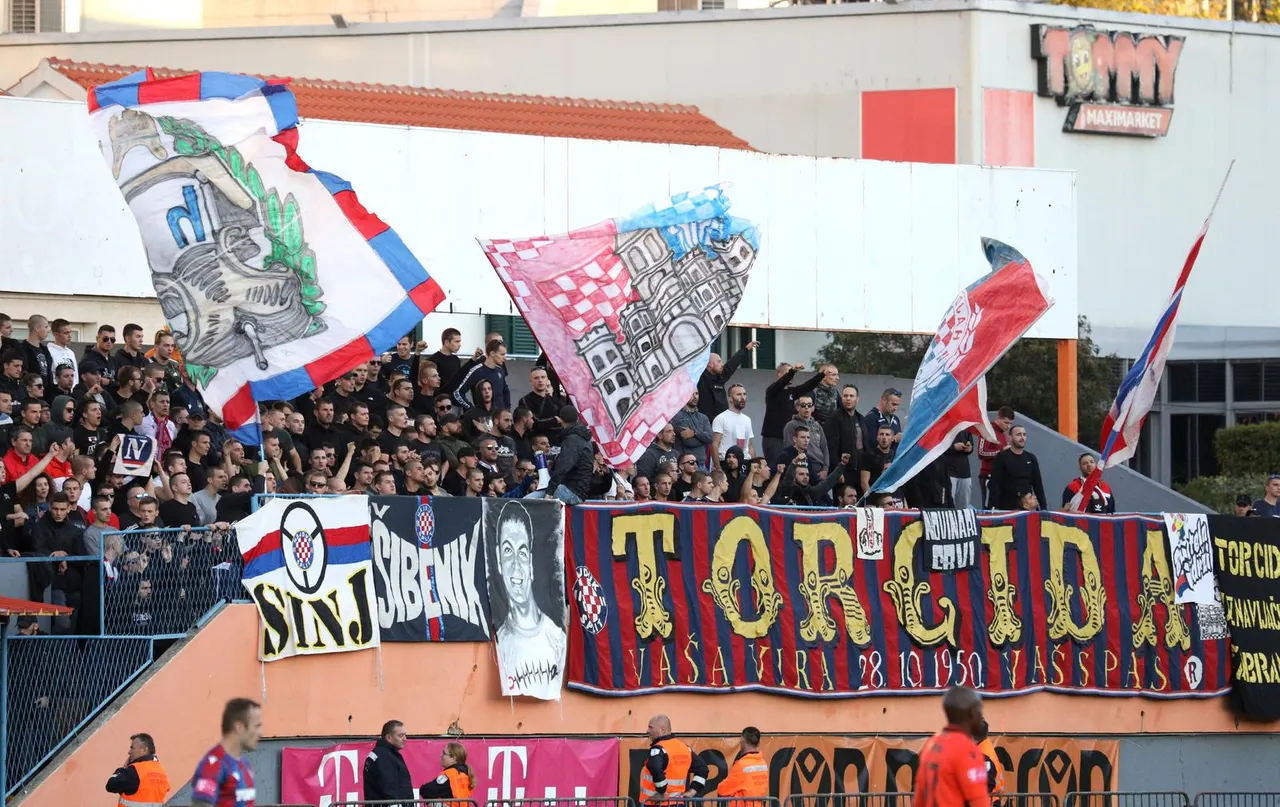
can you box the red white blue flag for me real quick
[86,70,445,445]
[870,239,1053,496]
[1070,163,1234,512]
[479,186,759,465]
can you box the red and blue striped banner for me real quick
[567,503,1229,699]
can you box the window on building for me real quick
[5,0,61,32]
[592,356,606,373]
[657,0,698,9]
[713,326,776,369]
[1230,360,1280,402]
[483,315,539,358]
[1166,361,1226,403]
[1169,413,1224,486]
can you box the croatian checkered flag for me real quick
[478,186,760,466]
[1068,161,1234,512]
[869,239,1053,497]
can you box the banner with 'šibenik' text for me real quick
[567,504,1229,698]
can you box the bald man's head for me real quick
[942,686,984,738]
[647,714,672,741]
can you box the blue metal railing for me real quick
[100,526,245,639]
[1,635,153,798]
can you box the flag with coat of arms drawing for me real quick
[870,239,1054,497]
[478,186,761,465]
[86,68,445,445]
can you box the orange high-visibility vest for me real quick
[443,765,474,807]
[117,758,170,807]
[976,738,1006,796]
[715,750,770,807]
[639,738,693,800]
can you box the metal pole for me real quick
[1,623,10,800]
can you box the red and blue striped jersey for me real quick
[191,744,255,807]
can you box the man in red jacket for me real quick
[975,406,1014,510]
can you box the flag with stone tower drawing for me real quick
[478,186,760,465]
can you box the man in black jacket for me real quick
[363,720,414,804]
[697,341,758,422]
[762,362,821,466]
[530,406,594,505]
[823,384,864,491]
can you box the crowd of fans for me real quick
[5,312,1280,634]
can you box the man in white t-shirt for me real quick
[711,383,756,462]
[47,319,78,383]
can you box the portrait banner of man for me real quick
[483,499,568,700]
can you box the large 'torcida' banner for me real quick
[619,735,1119,802]
[567,504,1230,698]
[282,737,618,806]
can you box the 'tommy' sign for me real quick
[1031,24,1185,137]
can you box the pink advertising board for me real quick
[281,737,619,806]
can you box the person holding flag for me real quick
[1068,161,1234,513]
[867,239,1054,504]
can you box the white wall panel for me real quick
[764,154,818,330]
[814,157,865,332]
[0,96,1077,339]
[909,163,962,331]
[859,161,915,333]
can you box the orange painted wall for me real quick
[23,604,1252,807]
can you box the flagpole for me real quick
[1070,160,1235,512]
[1206,159,1236,220]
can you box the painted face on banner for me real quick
[500,517,534,609]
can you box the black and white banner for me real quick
[483,499,567,700]
[370,496,491,642]
[922,508,979,571]
[1211,515,1280,720]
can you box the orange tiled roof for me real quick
[44,57,755,150]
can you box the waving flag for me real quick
[870,239,1053,496]
[479,186,760,465]
[1069,163,1234,511]
[87,70,445,445]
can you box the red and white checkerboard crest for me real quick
[477,187,760,466]
[574,565,608,634]
[415,501,435,549]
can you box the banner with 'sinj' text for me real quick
[568,503,1230,698]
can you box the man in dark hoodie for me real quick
[527,405,593,505]
[363,720,413,804]
[452,339,510,411]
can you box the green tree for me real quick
[815,316,1118,449]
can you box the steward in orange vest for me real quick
[974,721,1006,798]
[419,740,476,807]
[105,733,171,807]
[713,727,770,807]
[640,714,709,804]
